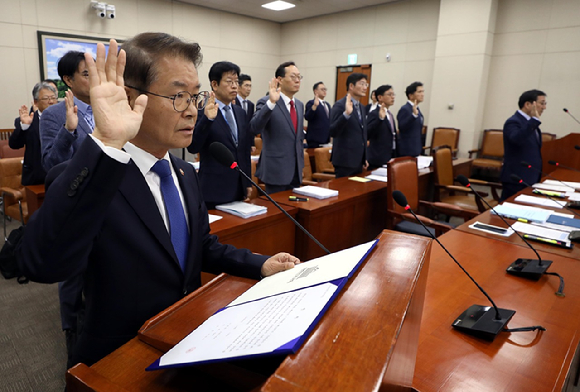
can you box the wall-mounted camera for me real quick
[106,4,116,19]
[91,1,115,19]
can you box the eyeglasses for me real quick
[385,93,396,97]
[126,85,210,112]
[357,81,369,87]
[288,74,303,81]
[222,79,239,87]
[38,96,58,102]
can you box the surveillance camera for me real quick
[106,4,115,19]
[92,1,106,18]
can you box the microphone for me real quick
[392,191,544,341]
[548,160,580,173]
[520,160,577,191]
[209,142,330,255]
[563,108,580,125]
[575,145,580,150]
[456,175,556,283]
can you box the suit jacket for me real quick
[396,102,423,157]
[329,96,367,169]
[366,109,394,168]
[40,98,93,171]
[235,97,255,125]
[17,137,267,366]
[9,112,47,185]
[500,111,542,185]
[188,105,252,206]
[304,99,331,146]
[250,96,304,186]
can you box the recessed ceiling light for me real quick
[262,1,295,11]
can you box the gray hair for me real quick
[32,82,57,100]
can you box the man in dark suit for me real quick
[188,61,252,209]
[304,81,331,148]
[367,84,397,170]
[329,73,369,178]
[235,74,254,122]
[397,81,424,157]
[9,82,57,185]
[41,51,95,171]
[500,89,547,201]
[17,34,299,368]
[250,61,304,194]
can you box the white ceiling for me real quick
[177,0,403,23]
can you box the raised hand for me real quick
[19,104,34,125]
[268,78,281,104]
[260,252,300,277]
[344,93,353,115]
[530,101,540,118]
[412,99,419,116]
[204,92,218,120]
[85,39,147,150]
[312,95,320,110]
[64,90,78,132]
[378,103,387,120]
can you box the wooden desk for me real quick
[67,230,431,391]
[413,230,580,392]
[542,133,580,173]
[24,184,45,216]
[265,176,389,260]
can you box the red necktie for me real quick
[290,100,297,133]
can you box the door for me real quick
[335,64,372,105]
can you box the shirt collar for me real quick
[236,94,246,103]
[407,100,416,107]
[517,109,531,121]
[123,141,171,178]
[74,96,90,114]
[215,98,230,111]
[280,92,293,106]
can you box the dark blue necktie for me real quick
[151,160,189,271]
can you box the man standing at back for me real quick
[188,62,252,209]
[500,89,547,201]
[329,73,368,178]
[41,51,94,171]
[304,81,331,148]
[235,74,254,124]
[367,84,397,169]
[10,82,57,185]
[397,81,424,157]
[250,61,304,194]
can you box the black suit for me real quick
[17,137,267,366]
[397,102,423,157]
[235,96,255,124]
[188,105,252,209]
[366,109,394,168]
[9,112,47,185]
[304,100,331,148]
[329,96,367,177]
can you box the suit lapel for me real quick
[277,99,295,135]
[118,161,181,269]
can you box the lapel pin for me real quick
[179,168,185,176]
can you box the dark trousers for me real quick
[500,181,526,202]
[334,165,363,178]
[265,169,300,194]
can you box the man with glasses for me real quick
[330,73,369,178]
[397,81,425,157]
[251,61,305,194]
[188,61,253,209]
[367,84,397,170]
[41,51,95,171]
[18,33,299,368]
[9,82,57,185]
[304,81,332,148]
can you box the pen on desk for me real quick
[517,218,530,223]
[289,196,309,202]
[523,234,564,246]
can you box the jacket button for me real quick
[183,289,188,295]
[67,189,76,197]
[80,167,89,177]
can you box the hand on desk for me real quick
[261,253,301,277]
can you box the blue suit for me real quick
[17,137,267,367]
[396,102,423,157]
[304,100,331,148]
[366,109,394,168]
[40,98,93,171]
[500,111,542,200]
[9,113,47,185]
[329,96,367,176]
[250,96,304,188]
[188,105,252,208]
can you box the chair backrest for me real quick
[303,151,313,181]
[253,137,262,156]
[387,157,419,213]
[314,147,334,173]
[432,145,454,186]
[431,127,460,151]
[0,129,13,140]
[541,132,556,143]
[480,129,504,158]
[2,144,25,158]
[0,157,23,190]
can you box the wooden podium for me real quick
[66,230,431,391]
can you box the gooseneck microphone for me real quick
[520,160,577,191]
[563,108,580,125]
[392,190,544,340]
[548,160,580,173]
[575,145,580,150]
[209,142,330,255]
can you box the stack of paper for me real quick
[511,221,571,247]
[215,201,267,219]
[417,156,433,170]
[544,179,580,190]
[366,167,388,182]
[514,194,566,208]
[533,182,575,193]
[293,185,338,199]
[492,202,552,223]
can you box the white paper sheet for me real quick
[158,282,338,367]
[208,214,223,224]
[228,240,377,307]
[293,185,339,199]
[533,182,575,193]
[511,221,571,245]
[492,202,552,222]
[514,194,566,208]
[417,156,433,170]
[366,174,388,182]
[544,179,580,190]
[215,201,267,219]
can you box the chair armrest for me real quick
[302,180,318,186]
[312,173,336,181]
[1,187,24,200]
[468,149,480,158]
[467,178,502,200]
